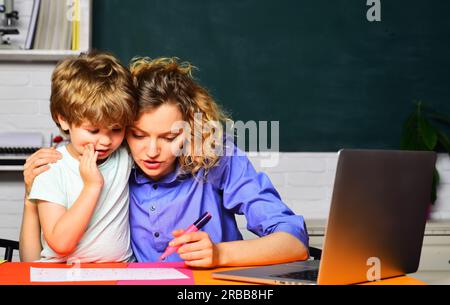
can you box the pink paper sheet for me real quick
[117,262,194,285]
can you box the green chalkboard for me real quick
[92,0,450,151]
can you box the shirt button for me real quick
[153,184,158,190]
[150,206,156,212]
[154,232,160,238]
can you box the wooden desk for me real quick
[194,266,426,285]
[0,262,425,285]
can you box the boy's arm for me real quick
[19,199,43,262]
[37,184,102,255]
[39,144,103,255]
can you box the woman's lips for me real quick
[143,160,162,170]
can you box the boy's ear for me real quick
[57,115,70,132]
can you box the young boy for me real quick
[26,52,137,263]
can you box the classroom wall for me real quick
[93,0,450,152]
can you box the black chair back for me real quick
[0,239,19,262]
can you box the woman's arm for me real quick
[19,199,43,262]
[171,230,308,268]
[172,142,310,268]
[215,232,309,266]
[19,147,62,261]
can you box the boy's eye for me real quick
[88,129,99,134]
[112,128,123,133]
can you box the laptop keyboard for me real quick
[271,269,319,281]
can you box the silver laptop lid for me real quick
[318,149,436,284]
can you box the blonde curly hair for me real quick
[129,57,230,177]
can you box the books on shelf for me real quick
[71,0,79,51]
[79,0,90,51]
[26,0,89,51]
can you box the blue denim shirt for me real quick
[129,143,309,262]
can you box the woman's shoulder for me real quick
[206,138,254,186]
[219,137,252,165]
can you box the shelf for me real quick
[0,49,87,62]
[0,165,23,171]
[0,0,92,62]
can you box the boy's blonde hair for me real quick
[130,57,230,177]
[50,51,137,133]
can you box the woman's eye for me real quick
[164,137,176,142]
[132,133,145,139]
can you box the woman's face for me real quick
[126,103,184,181]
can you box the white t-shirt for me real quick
[28,145,133,263]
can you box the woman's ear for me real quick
[57,115,70,132]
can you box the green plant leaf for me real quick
[400,109,430,151]
[400,112,430,150]
[403,101,449,205]
[418,115,438,150]
[400,112,419,150]
[429,112,450,126]
[436,130,450,156]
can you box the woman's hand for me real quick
[23,147,62,197]
[79,144,104,188]
[170,229,220,268]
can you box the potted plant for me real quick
[400,101,450,210]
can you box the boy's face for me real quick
[126,103,184,181]
[58,116,125,162]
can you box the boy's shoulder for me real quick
[116,145,132,159]
[104,145,133,167]
[40,145,79,178]
[28,145,75,200]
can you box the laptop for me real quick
[212,149,436,285]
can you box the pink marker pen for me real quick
[159,212,212,261]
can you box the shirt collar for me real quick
[132,162,186,185]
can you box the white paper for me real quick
[30,267,189,282]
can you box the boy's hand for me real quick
[79,144,104,188]
[24,147,62,197]
[171,229,219,268]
